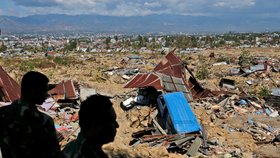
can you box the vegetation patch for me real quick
[53,56,77,66]
[196,66,209,80]
[238,49,253,68]
[258,86,270,98]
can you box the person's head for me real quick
[21,71,50,105]
[79,94,119,146]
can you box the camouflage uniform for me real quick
[0,100,63,158]
[62,133,108,158]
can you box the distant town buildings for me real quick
[0,32,279,56]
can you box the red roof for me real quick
[64,80,77,99]
[154,49,184,79]
[47,51,57,55]
[48,80,78,100]
[124,72,193,101]
[124,49,213,101]
[124,73,163,90]
[0,66,20,102]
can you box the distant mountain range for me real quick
[0,14,279,34]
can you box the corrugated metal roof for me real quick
[160,73,193,101]
[124,73,163,90]
[186,137,203,157]
[154,50,184,79]
[153,50,208,100]
[64,80,77,99]
[50,82,65,96]
[250,64,265,72]
[0,66,20,102]
[163,92,200,133]
[124,72,193,101]
[48,80,79,100]
[124,50,211,100]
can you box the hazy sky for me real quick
[0,0,279,17]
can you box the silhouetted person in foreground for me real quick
[63,94,119,158]
[0,71,63,158]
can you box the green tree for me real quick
[114,36,118,42]
[137,35,146,48]
[238,49,253,67]
[165,36,174,47]
[190,36,198,47]
[0,44,7,52]
[174,35,189,49]
[105,37,111,49]
[64,39,77,51]
[205,36,214,48]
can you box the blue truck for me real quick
[157,91,201,134]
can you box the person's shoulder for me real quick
[63,140,77,151]
[0,101,18,118]
[40,111,53,119]
[0,105,9,114]
[62,140,80,157]
[39,111,55,124]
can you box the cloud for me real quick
[12,0,59,7]
[144,2,161,8]
[96,1,162,16]
[6,0,280,18]
[213,0,255,8]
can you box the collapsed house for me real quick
[123,49,215,134]
[48,80,80,106]
[229,56,280,76]
[123,50,209,156]
[124,49,212,102]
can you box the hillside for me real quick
[1,14,280,34]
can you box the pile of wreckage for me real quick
[0,69,97,147]
[0,49,279,156]
[121,49,280,157]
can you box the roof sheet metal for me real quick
[124,72,193,101]
[250,64,265,72]
[49,81,65,100]
[124,50,211,101]
[138,73,160,88]
[0,66,20,102]
[163,92,200,133]
[154,50,184,79]
[271,88,280,96]
[124,73,163,90]
[124,74,148,88]
[186,137,203,157]
[48,80,79,100]
[160,73,193,101]
[154,51,207,100]
[64,80,78,99]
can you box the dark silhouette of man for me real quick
[63,94,119,158]
[0,71,63,158]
